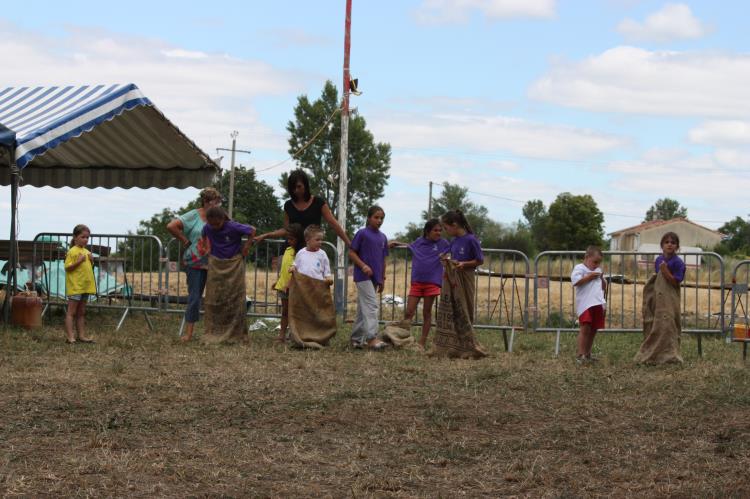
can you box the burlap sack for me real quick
[288,272,337,349]
[430,263,487,359]
[634,273,683,364]
[202,254,248,344]
[380,319,420,350]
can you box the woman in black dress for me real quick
[255,169,351,245]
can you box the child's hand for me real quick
[361,264,373,277]
[659,261,668,273]
[325,276,334,286]
[76,254,86,264]
[289,265,297,274]
[376,282,384,293]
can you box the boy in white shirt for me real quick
[290,225,333,284]
[571,246,607,364]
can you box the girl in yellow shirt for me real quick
[64,224,96,344]
[273,223,304,343]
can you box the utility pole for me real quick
[428,181,433,220]
[228,131,238,218]
[335,0,353,313]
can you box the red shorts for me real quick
[408,282,441,297]
[579,305,605,330]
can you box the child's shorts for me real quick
[579,305,605,330]
[67,294,90,302]
[408,282,441,297]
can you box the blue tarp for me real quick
[1,259,126,299]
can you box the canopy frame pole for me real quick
[3,157,19,324]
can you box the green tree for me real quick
[544,193,604,250]
[522,199,548,252]
[196,166,282,233]
[427,183,491,239]
[644,198,687,222]
[716,216,750,256]
[127,166,282,270]
[281,81,391,239]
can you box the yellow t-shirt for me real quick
[65,246,97,295]
[274,246,296,292]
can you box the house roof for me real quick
[608,217,723,237]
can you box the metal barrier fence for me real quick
[730,260,750,359]
[32,232,164,331]
[163,238,340,333]
[20,234,732,356]
[533,251,726,356]
[376,247,529,351]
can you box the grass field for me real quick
[1,310,749,497]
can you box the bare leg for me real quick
[576,324,591,357]
[64,301,78,343]
[403,295,420,322]
[277,298,289,342]
[181,322,195,342]
[585,328,598,357]
[76,300,93,341]
[418,295,436,347]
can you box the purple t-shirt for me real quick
[448,233,483,263]
[351,226,389,285]
[655,254,685,283]
[202,220,254,259]
[409,237,450,286]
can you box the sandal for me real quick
[368,341,389,351]
[78,338,95,344]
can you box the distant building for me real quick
[608,218,723,266]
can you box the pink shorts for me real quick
[579,305,605,330]
[408,282,441,297]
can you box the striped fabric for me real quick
[0,84,218,188]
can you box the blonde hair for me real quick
[304,224,324,241]
[199,187,221,206]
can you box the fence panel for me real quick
[730,260,750,360]
[374,247,529,350]
[32,232,164,330]
[533,251,725,355]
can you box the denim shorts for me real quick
[67,293,90,302]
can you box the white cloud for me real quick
[0,21,317,155]
[689,120,750,146]
[529,46,750,118]
[617,3,709,43]
[370,112,626,160]
[414,0,555,24]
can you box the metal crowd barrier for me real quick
[533,251,725,356]
[376,247,529,351]
[32,232,164,331]
[730,260,750,360]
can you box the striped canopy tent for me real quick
[0,83,220,318]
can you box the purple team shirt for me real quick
[351,226,389,285]
[202,220,254,259]
[448,233,483,263]
[409,237,450,286]
[655,254,685,283]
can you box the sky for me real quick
[2,0,750,241]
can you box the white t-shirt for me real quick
[293,248,332,281]
[571,263,606,317]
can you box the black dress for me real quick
[284,196,326,230]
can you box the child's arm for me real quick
[65,253,87,272]
[348,249,373,277]
[454,259,481,270]
[388,240,408,249]
[376,257,387,293]
[241,231,255,258]
[659,261,679,287]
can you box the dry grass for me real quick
[1,310,749,497]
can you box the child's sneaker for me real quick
[576,355,588,365]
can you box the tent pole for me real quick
[3,161,18,324]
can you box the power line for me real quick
[431,181,726,225]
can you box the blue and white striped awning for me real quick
[0,84,219,189]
